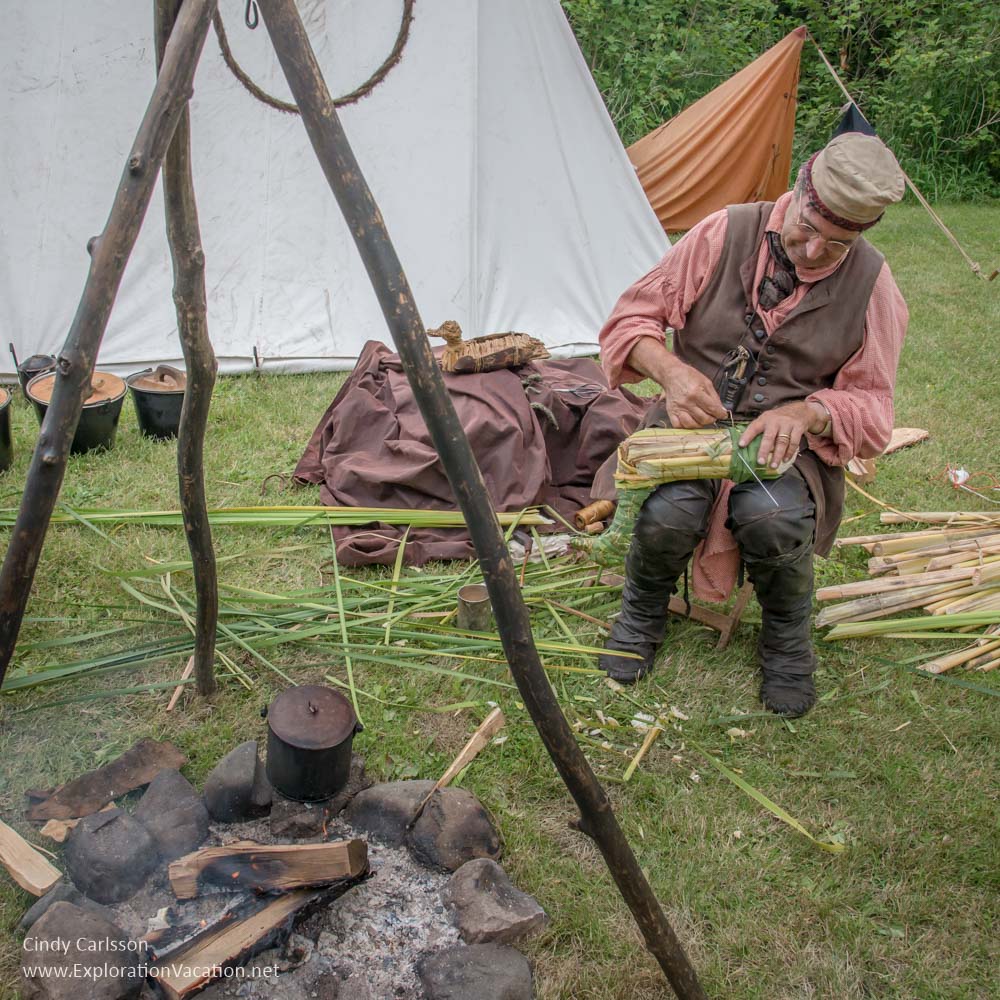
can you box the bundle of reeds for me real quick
[616,426,793,486]
[819,511,1000,672]
[583,425,793,566]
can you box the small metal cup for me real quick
[457,583,492,631]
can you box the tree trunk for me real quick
[155,0,219,697]
[256,3,705,996]
[0,0,219,689]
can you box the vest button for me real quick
[761,362,771,371]
[757,377,767,386]
[753,393,766,403]
[765,344,776,354]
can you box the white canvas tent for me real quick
[0,0,667,378]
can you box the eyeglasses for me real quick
[789,198,856,260]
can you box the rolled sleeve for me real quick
[806,262,908,464]
[599,211,728,388]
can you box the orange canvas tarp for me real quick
[628,27,806,232]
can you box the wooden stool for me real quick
[598,573,754,651]
[668,581,754,650]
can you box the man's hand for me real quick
[739,401,829,469]
[661,363,729,428]
[626,338,727,428]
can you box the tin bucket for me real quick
[457,583,493,631]
[126,366,186,440]
[27,371,127,455]
[0,388,12,472]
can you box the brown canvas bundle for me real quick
[294,341,654,565]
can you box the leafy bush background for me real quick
[560,0,999,200]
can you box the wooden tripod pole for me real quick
[155,0,219,697]
[0,0,220,689]
[256,3,705,996]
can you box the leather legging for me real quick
[611,468,818,676]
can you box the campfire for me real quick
[10,691,546,1000]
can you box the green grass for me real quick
[1,203,998,998]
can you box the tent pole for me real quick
[154,0,219,697]
[0,0,220,688]
[256,3,705,996]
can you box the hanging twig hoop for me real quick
[212,1,415,115]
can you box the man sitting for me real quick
[597,132,907,717]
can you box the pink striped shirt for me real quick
[599,191,908,600]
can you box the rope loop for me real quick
[215,0,416,115]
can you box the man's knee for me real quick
[633,481,714,555]
[729,473,815,561]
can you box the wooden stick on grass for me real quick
[881,512,1000,525]
[228,6,710,993]
[624,722,665,782]
[920,638,1000,674]
[166,655,195,712]
[407,707,505,828]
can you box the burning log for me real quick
[142,894,260,955]
[168,838,368,899]
[149,888,326,999]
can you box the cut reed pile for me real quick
[820,511,1000,673]
[2,551,629,718]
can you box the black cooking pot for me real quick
[265,685,363,802]
[26,371,127,455]
[126,365,186,440]
[9,344,56,398]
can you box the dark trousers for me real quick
[612,468,818,676]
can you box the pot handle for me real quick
[354,720,364,735]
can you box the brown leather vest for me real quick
[676,201,882,418]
